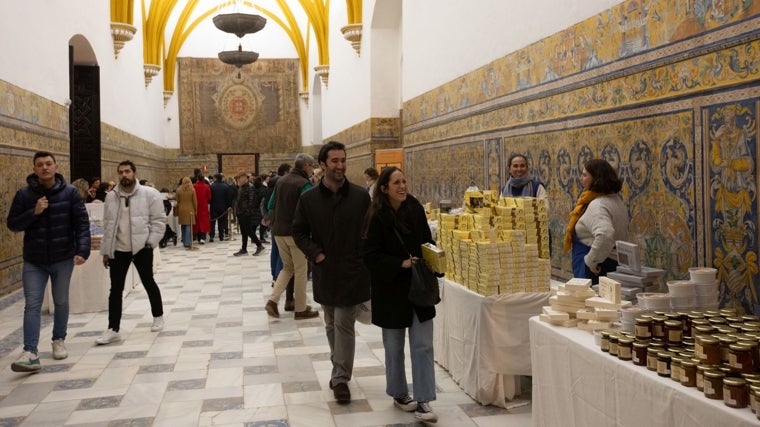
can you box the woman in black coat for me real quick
[363,167,438,423]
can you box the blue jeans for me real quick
[270,236,283,278]
[382,311,436,402]
[181,225,192,247]
[22,259,75,354]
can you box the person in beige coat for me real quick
[174,177,197,249]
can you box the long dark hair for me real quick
[362,166,412,237]
[585,159,622,194]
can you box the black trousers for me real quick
[107,247,163,332]
[210,209,228,239]
[237,214,261,251]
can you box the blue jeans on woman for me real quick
[22,259,75,354]
[382,311,436,402]
[181,225,192,247]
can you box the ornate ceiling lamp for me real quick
[214,10,266,74]
[213,13,266,38]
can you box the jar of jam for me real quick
[617,337,634,361]
[656,351,672,377]
[723,377,749,408]
[664,320,683,346]
[710,317,729,327]
[670,355,683,383]
[697,364,718,392]
[608,335,619,357]
[687,313,705,336]
[704,370,725,400]
[632,341,649,366]
[693,324,715,336]
[729,343,755,373]
[600,331,611,352]
[738,339,760,370]
[719,335,738,363]
[751,385,760,414]
[681,360,697,387]
[635,317,652,340]
[646,347,659,371]
[651,316,667,339]
[696,335,721,365]
[682,337,695,349]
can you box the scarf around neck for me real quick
[504,174,535,197]
[563,190,603,253]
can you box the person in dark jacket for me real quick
[292,141,371,404]
[209,173,233,242]
[262,163,294,307]
[6,151,91,372]
[265,155,318,319]
[233,173,264,256]
[362,166,438,423]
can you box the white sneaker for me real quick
[95,329,121,345]
[52,339,68,360]
[393,394,418,412]
[10,351,41,372]
[151,316,164,332]
[415,401,438,423]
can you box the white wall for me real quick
[400,0,626,101]
[314,0,372,140]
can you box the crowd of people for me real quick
[6,145,629,425]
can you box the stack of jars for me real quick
[599,308,760,417]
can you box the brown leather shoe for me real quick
[284,299,295,311]
[265,300,279,318]
[330,381,351,404]
[294,305,319,320]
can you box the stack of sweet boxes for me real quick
[435,191,551,296]
[540,277,628,330]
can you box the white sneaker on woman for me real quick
[414,401,438,423]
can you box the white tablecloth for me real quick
[43,247,160,314]
[434,279,549,407]
[529,317,757,427]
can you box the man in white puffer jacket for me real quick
[96,160,167,345]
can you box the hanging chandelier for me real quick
[213,13,266,38]
[214,8,266,69]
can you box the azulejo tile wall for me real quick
[402,0,760,313]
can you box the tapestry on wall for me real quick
[177,58,301,155]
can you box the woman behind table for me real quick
[362,167,438,423]
[563,158,628,284]
[174,177,197,249]
[500,154,547,201]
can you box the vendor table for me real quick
[434,278,549,407]
[529,316,757,426]
[43,246,160,314]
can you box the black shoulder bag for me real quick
[393,228,441,307]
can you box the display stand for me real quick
[434,278,549,407]
[529,317,757,426]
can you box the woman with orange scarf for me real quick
[563,159,629,283]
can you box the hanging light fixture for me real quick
[213,3,266,72]
[218,44,260,68]
[213,13,266,38]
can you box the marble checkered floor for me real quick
[0,236,532,426]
